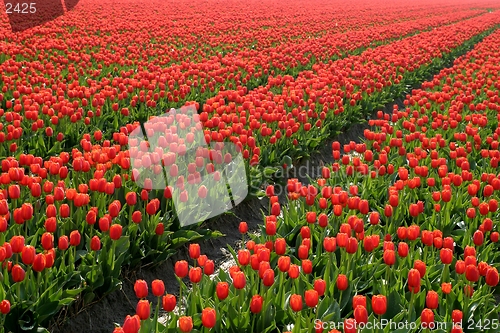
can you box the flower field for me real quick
[1,0,500,332]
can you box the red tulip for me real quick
[151,280,165,297]
[201,307,216,328]
[134,280,148,298]
[21,245,35,265]
[289,294,302,312]
[136,300,150,320]
[162,294,176,312]
[174,260,189,278]
[371,295,387,315]
[239,221,248,234]
[425,290,438,309]
[232,271,246,289]
[452,309,463,324]
[278,256,291,272]
[440,248,453,265]
[346,237,358,254]
[314,279,326,296]
[465,265,479,282]
[383,250,395,265]
[414,260,426,278]
[302,259,313,274]
[485,267,499,287]
[204,259,214,275]
[69,230,81,246]
[0,300,10,314]
[262,268,275,287]
[122,315,140,333]
[110,224,122,240]
[275,238,286,255]
[10,235,25,253]
[178,316,193,332]
[323,237,336,252]
[441,283,452,294]
[250,295,263,313]
[336,274,348,291]
[473,230,484,246]
[421,308,434,329]
[353,295,366,309]
[32,253,46,272]
[305,289,319,307]
[90,236,101,251]
[408,268,421,293]
[12,264,25,282]
[189,267,202,283]
[216,282,229,300]
[354,305,368,324]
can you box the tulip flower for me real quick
[189,243,200,260]
[336,274,348,291]
[289,294,302,312]
[201,307,216,328]
[151,280,165,297]
[421,308,434,329]
[0,300,10,314]
[354,305,368,324]
[178,316,193,332]
[305,289,319,307]
[134,280,148,299]
[425,290,438,309]
[162,294,176,312]
[135,300,150,320]
[372,295,387,315]
[232,271,246,289]
[216,282,229,300]
[314,279,326,297]
[485,267,499,287]
[122,315,140,333]
[250,295,264,313]
[239,221,248,234]
[175,260,189,278]
[189,267,202,283]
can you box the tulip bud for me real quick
[250,295,263,313]
[371,295,387,315]
[136,300,150,320]
[162,294,176,312]
[134,280,148,298]
[201,307,216,328]
[178,316,193,333]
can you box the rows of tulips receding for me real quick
[0,3,494,157]
[111,28,500,333]
[0,10,499,333]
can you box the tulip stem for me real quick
[250,315,256,333]
[110,240,117,272]
[191,283,198,316]
[408,291,415,321]
[238,288,245,324]
[464,283,471,322]
[294,311,302,333]
[346,254,351,278]
[278,271,285,307]
[154,296,160,333]
[37,271,42,299]
[385,265,390,295]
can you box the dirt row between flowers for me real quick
[46,81,451,333]
[47,21,500,333]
